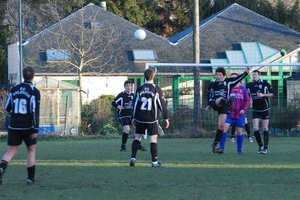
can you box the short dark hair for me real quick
[252,70,260,75]
[124,80,132,87]
[231,72,239,77]
[215,67,226,76]
[144,69,154,81]
[23,66,35,81]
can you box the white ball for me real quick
[134,29,146,41]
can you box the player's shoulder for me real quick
[261,79,270,84]
[209,79,217,84]
[117,91,125,96]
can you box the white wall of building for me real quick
[34,76,128,103]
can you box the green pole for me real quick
[173,77,179,109]
[278,63,284,107]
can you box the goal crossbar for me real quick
[145,63,300,69]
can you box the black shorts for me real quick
[252,110,270,120]
[7,129,37,147]
[135,122,159,136]
[119,117,132,126]
[209,101,228,115]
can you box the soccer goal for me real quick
[143,62,300,134]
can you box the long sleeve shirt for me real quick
[228,84,250,118]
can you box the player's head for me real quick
[144,69,155,81]
[231,72,241,85]
[252,70,260,81]
[23,66,35,81]
[124,80,132,93]
[231,72,238,78]
[215,67,226,81]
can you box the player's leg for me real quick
[261,112,270,153]
[121,125,130,151]
[235,116,245,154]
[119,118,129,151]
[231,124,236,142]
[215,97,228,108]
[244,117,253,142]
[129,122,144,166]
[129,118,147,151]
[129,134,142,166]
[212,112,227,154]
[0,130,21,185]
[236,127,244,154]
[0,146,18,185]
[23,130,39,185]
[220,123,230,151]
[26,145,39,185]
[220,117,231,151]
[252,112,264,153]
[148,123,162,167]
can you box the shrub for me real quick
[81,95,119,135]
[99,124,119,135]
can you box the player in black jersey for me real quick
[206,66,250,154]
[112,80,146,152]
[129,69,169,167]
[0,67,40,185]
[246,70,274,154]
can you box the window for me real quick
[46,49,70,62]
[132,49,158,63]
[84,22,101,29]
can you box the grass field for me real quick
[0,137,299,200]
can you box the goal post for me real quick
[143,62,300,126]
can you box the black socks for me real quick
[213,129,223,145]
[27,165,36,180]
[150,143,158,162]
[121,132,128,145]
[131,140,139,158]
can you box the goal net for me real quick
[144,62,300,136]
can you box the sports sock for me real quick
[27,165,35,180]
[0,160,8,171]
[245,123,251,137]
[231,125,236,138]
[254,131,263,147]
[263,131,269,149]
[220,132,227,150]
[150,143,158,162]
[131,140,139,158]
[121,132,128,145]
[213,129,223,146]
[237,134,244,152]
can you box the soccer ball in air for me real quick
[134,29,146,41]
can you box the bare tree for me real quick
[23,4,123,122]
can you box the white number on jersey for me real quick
[13,98,27,114]
[140,97,152,111]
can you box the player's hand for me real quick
[239,110,245,114]
[246,66,251,73]
[165,119,169,129]
[131,119,136,126]
[257,93,264,97]
[205,106,211,112]
[31,133,38,139]
[117,105,124,110]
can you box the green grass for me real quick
[0,137,300,200]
